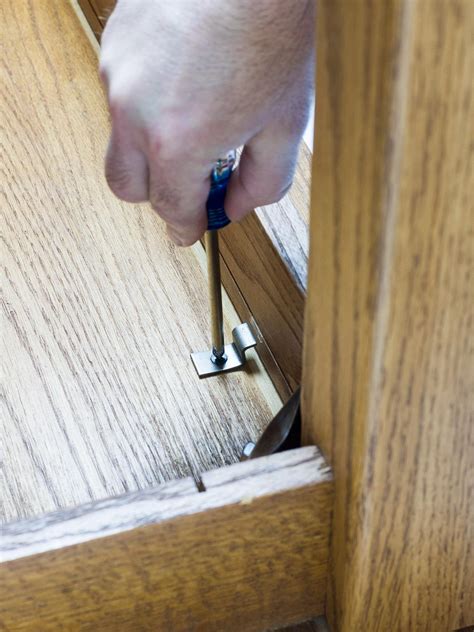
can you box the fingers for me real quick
[224,122,302,222]
[105,119,209,245]
[105,127,149,203]
[148,150,210,246]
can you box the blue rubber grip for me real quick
[206,174,232,230]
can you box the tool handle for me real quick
[206,150,236,231]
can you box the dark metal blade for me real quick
[242,387,301,459]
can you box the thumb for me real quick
[224,122,301,222]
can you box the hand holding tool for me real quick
[191,151,257,378]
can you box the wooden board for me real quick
[220,214,305,393]
[86,0,112,26]
[76,0,311,396]
[0,447,333,632]
[77,0,102,39]
[256,140,312,293]
[302,1,474,630]
[1,0,283,524]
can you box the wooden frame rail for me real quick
[1,447,333,632]
[302,1,474,630]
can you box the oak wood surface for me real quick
[1,0,282,524]
[1,447,333,631]
[257,140,312,293]
[78,0,311,396]
[302,1,474,630]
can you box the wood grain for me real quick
[1,0,282,524]
[218,253,293,399]
[220,215,305,393]
[257,140,312,293]
[77,0,311,396]
[302,1,474,630]
[0,447,333,631]
[88,0,113,26]
[77,0,102,39]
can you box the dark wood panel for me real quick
[89,0,114,25]
[76,0,102,38]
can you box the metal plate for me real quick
[191,343,247,378]
[190,322,257,378]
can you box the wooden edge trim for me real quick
[1,447,329,561]
[202,443,330,487]
[1,447,333,631]
[0,477,197,562]
[76,0,102,40]
[220,214,305,394]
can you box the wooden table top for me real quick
[1,0,281,523]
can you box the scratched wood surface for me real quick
[0,447,333,631]
[302,0,474,630]
[1,0,282,525]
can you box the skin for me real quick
[100,0,315,246]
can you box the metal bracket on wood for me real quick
[191,322,257,378]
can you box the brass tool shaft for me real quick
[205,229,226,362]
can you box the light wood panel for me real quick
[302,1,474,630]
[0,447,333,632]
[1,0,282,524]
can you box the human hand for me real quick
[99,0,314,245]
